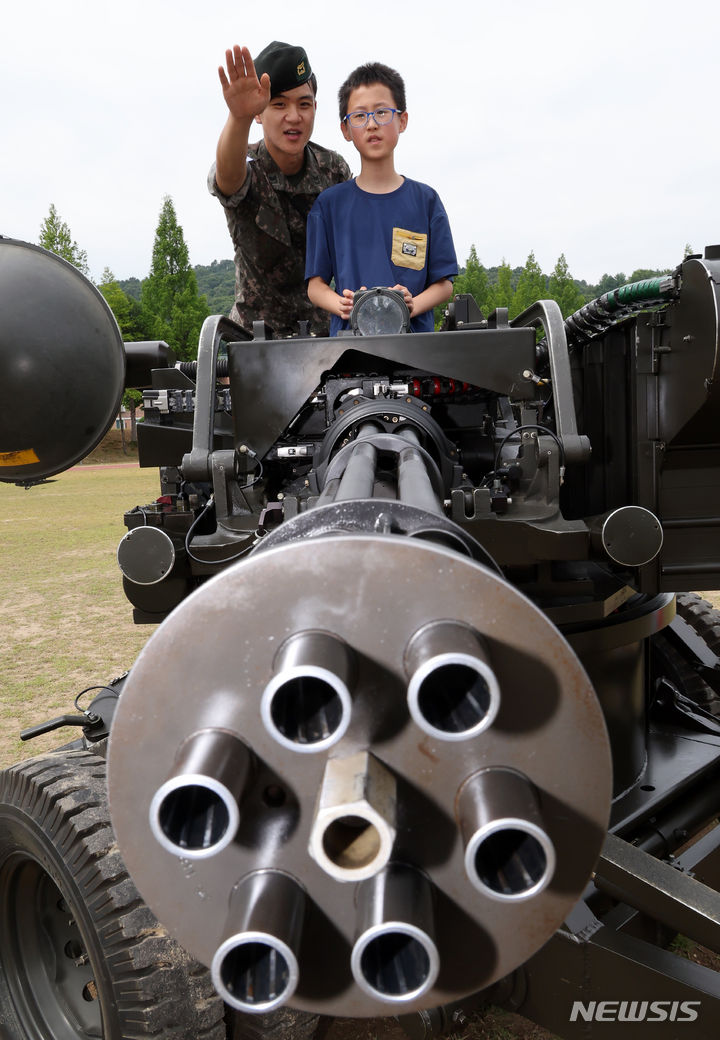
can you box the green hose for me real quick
[565,273,676,342]
[605,277,671,312]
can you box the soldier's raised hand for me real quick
[218,45,271,121]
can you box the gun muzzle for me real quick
[149,728,251,858]
[351,864,439,1003]
[404,621,500,740]
[211,870,305,1013]
[457,767,556,900]
[261,630,354,753]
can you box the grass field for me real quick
[0,463,158,768]
[1,457,717,1040]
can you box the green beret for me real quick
[254,41,313,97]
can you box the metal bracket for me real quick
[181,314,247,481]
[594,833,720,955]
[511,299,591,464]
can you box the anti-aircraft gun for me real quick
[0,236,719,1039]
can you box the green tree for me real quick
[510,251,546,318]
[99,268,151,341]
[100,268,135,334]
[489,259,514,313]
[596,272,627,296]
[547,254,586,317]
[628,267,667,282]
[194,258,236,314]
[454,245,492,315]
[141,196,208,360]
[98,269,150,447]
[38,203,89,276]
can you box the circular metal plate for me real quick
[108,535,612,1016]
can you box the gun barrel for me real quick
[261,630,354,752]
[211,870,305,1013]
[457,768,556,901]
[405,621,500,740]
[148,728,251,859]
[351,864,439,1003]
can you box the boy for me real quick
[305,62,457,335]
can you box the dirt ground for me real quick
[319,1008,555,1040]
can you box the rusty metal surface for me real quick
[108,534,612,1017]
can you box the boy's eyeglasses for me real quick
[343,107,401,129]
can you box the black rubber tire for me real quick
[652,594,720,716]
[676,592,720,656]
[0,748,227,1040]
[227,1007,321,1040]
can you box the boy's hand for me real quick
[337,288,355,320]
[338,286,370,320]
[391,284,414,314]
[218,45,271,121]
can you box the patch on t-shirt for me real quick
[391,228,427,271]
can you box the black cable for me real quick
[236,454,264,490]
[127,505,150,525]
[184,496,216,565]
[74,684,120,713]
[493,423,566,473]
[177,358,230,378]
[184,495,260,567]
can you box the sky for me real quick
[2,0,718,288]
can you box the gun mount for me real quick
[1,237,720,1038]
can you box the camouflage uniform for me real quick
[208,140,351,337]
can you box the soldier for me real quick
[209,41,351,338]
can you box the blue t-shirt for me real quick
[305,177,458,334]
